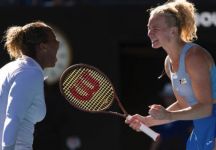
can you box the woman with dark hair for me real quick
[0,21,59,150]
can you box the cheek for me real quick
[55,44,59,53]
[159,32,172,42]
[166,34,173,42]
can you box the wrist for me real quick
[168,111,173,120]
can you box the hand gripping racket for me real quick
[59,63,160,141]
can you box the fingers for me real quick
[125,114,137,123]
[125,114,144,132]
[149,106,161,118]
[148,104,161,110]
[148,104,170,120]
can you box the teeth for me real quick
[152,40,157,43]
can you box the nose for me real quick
[147,29,152,38]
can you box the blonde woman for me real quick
[125,0,216,149]
[0,21,59,150]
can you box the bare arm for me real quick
[149,46,214,121]
[150,46,214,121]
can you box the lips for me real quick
[151,39,158,45]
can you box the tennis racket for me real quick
[59,63,160,141]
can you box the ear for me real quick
[39,43,48,52]
[170,27,178,37]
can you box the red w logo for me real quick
[70,71,100,101]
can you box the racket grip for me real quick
[139,123,160,141]
[127,115,160,141]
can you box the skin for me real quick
[36,30,59,69]
[125,13,216,138]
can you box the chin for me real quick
[151,41,161,49]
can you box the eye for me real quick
[153,27,159,31]
[148,27,159,33]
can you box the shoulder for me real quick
[185,44,214,70]
[17,67,43,80]
[11,62,44,85]
[185,44,214,78]
[14,68,44,92]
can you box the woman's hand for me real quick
[125,114,150,132]
[148,104,171,120]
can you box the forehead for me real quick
[148,14,168,27]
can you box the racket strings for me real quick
[80,69,113,110]
[63,68,96,109]
[62,67,114,111]
[63,69,87,107]
[92,79,112,109]
[75,69,113,110]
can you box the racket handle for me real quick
[127,115,160,141]
[139,123,160,141]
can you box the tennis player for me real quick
[125,0,216,149]
[0,21,59,150]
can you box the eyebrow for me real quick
[147,25,158,29]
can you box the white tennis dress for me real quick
[0,56,46,150]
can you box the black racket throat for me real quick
[101,97,128,118]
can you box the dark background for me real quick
[0,1,216,150]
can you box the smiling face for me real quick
[147,14,177,49]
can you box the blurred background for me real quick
[0,0,216,149]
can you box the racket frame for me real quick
[59,63,128,118]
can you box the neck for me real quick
[164,41,186,72]
[165,40,186,63]
[35,55,45,69]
